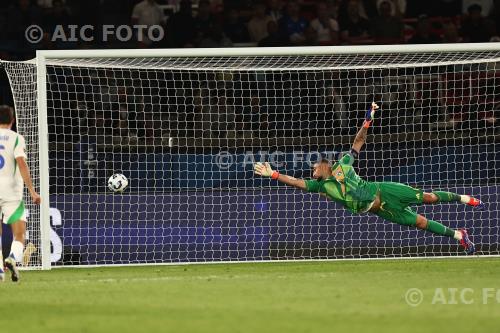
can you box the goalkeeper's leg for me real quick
[375,207,475,254]
[423,191,485,210]
[415,214,475,255]
[375,182,476,254]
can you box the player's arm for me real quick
[351,102,379,153]
[254,162,307,191]
[16,157,41,204]
[14,135,41,204]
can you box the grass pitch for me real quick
[1,258,499,333]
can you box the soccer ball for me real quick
[108,173,128,193]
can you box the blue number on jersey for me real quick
[0,144,5,169]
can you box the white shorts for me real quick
[0,200,26,225]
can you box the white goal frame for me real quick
[30,42,500,269]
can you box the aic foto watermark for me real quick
[405,288,500,307]
[213,150,340,170]
[25,24,165,44]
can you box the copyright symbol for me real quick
[214,151,234,170]
[25,25,44,44]
[405,288,423,307]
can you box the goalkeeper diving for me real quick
[254,103,484,254]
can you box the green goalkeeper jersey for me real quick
[304,152,379,214]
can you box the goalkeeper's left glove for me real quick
[254,162,280,180]
[364,102,379,128]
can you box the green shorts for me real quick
[0,200,26,225]
[373,182,424,227]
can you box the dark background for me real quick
[1,0,500,263]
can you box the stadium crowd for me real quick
[0,0,499,143]
[0,0,499,60]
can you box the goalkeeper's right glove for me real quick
[364,102,379,128]
[254,162,280,180]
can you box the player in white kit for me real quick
[0,105,40,282]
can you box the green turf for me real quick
[1,258,499,333]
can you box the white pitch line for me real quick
[65,272,339,284]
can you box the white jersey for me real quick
[0,129,26,201]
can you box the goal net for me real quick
[2,45,500,268]
[0,61,43,268]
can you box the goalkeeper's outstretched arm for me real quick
[254,162,307,191]
[352,102,379,153]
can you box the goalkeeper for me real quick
[254,103,484,254]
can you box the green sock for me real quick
[432,191,460,203]
[426,220,456,238]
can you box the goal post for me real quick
[34,42,500,59]
[35,54,51,270]
[3,43,500,269]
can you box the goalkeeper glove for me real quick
[254,162,280,180]
[364,102,379,128]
